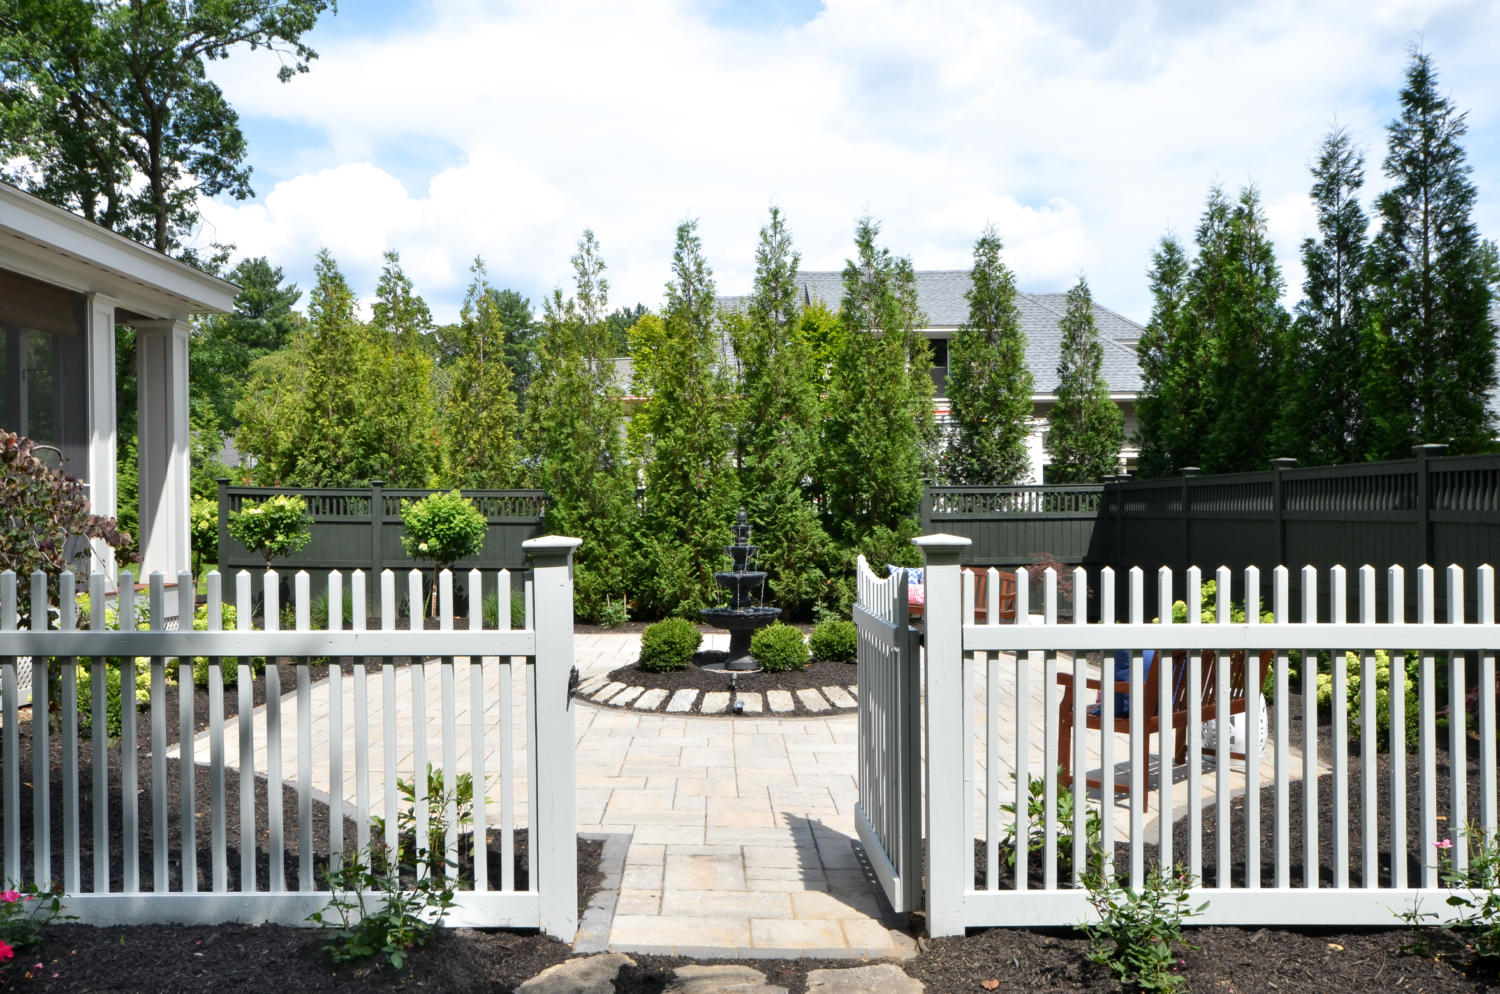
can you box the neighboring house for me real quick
[615,271,1146,484]
[0,181,237,596]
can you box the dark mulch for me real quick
[584,657,858,716]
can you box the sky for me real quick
[193,0,1500,326]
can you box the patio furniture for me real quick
[907,567,1016,624]
[1055,646,1272,811]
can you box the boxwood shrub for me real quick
[809,619,857,663]
[751,623,810,672]
[639,617,702,672]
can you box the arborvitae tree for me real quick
[943,226,1034,484]
[442,259,522,488]
[1046,277,1123,482]
[370,250,440,485]
[1273,126,1372,464]
[729,206,834,614]
[1133,236,1194,478]
[523,230,634,621]
[603,304,649,357]
[1364,49,1497,457]
[819,216,936,565]
[628,220,737,618]
[1194,186,1291,474]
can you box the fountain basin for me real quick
[699,605,781,670]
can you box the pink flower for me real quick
[0,941,13,961]
[0,890,19,903]
[33,962,43,970]
[1436,839,1454,850]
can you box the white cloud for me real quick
[195,0,1500,323]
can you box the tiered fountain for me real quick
[700,509,780,671]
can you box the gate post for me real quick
[915,533,971,937]
[524,535,582,939]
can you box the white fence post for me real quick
[523,536,582,941]
[913,533,970,938]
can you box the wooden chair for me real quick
[1055,647,1271,811]
[909,568,1017,623]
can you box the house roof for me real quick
[724,270,1146,396]
[0,181,238,320]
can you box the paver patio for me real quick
[169,631,1309,956]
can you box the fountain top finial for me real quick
[732,508,751,547]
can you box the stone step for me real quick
[796,688,830,712]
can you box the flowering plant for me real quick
[0,881,73,973]
[226,493,313,567]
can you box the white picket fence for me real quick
[859,535,1500,936]
[0,535,581,938]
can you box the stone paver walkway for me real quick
[170,630,1309,956]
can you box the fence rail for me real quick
[860,534,1500,934]
[0,536,580,937]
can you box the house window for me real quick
[929,337,949,397]
[0,267,89,474]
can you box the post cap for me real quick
[911,533,972,550]
[1181,467,1200,477]
[1412,443,1449,457]
[523,535,584,560]
[1270,458,1297,470]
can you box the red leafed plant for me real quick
[0,429,136,579]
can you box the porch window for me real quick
[0,266,89,476]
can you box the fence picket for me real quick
[1099,567,1115,881]
[32,571,51,888]
[264,570,284,893]
[1448,565,1468,875]
[236,570,255,892]
[296,570,313,892]
[441,570,459,872]
[1157,568,1174,872]
[354,570,371,856]
[1273,566,1290,889]
[469,569,487,893]
[1042,570,1058,892]
[1331,565,1349,889]
[1480,565,1497,843]
[149,572,166,892]
[1419,565,1437,888]
[382,570,398,860]
[410,570,430,881]
[1187,566,1202,881]
[207,571,226,893]
[1013,568,1029,890]
[0,571,14,886]
[1359,566,1378,888]
[328,570,344,874]
[1302,565,1318,890]
[1071,567,1088,887]
[60,571,79,893]
[1128,567,1144,890]
[961,570,975,894]
[178,571,197,893]
[90,570,108,893]
[1244,566,1262,890]
[1390,566,1407,890]
[1214,567,1230,889]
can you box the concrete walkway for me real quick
[170,631,1307,957]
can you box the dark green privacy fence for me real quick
[216,480,546,612]
[924,446,1500,623]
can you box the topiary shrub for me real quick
[809,619,857,663]
[639,618,702,672]
[751,622,809,672]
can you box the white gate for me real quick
[852,555,923,917]
[0,535,581,939]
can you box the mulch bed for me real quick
[581,655,858,717]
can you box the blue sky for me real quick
[196,0,1500,326]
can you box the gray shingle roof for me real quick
[773,270,1145,395]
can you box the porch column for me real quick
[85,294,120,580]
[133,319,191,582]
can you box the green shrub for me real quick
[190,494,218,577]
[401,490,487,619]
[481,588,527,629]
[1080,864,1205,993]
[1315,648,1420,751]
[751,622,809,672]
[228,494,312,567]
[639,618,701,672]
[809,619,857,663]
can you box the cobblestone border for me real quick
[574,831,632,953]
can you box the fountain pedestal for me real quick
[700,509,780,671]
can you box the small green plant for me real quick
[369,764,475,871]
[1079,863,1205,993]
[751,622,810,672]
[598,596,628,630]
[809,619,857,663]
[481,588,527,629]
[189,493,218,578]
[227,494,313,567]
[1401,824,1500,960]
[1000,768,1104,873]
[400,491,487,618]
[639,618,702,672]
[310,840,460,971]
[310,586,356,632]
[0,880,75,972]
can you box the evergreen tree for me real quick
[442,258,522,488]
[729,206,834,614]
[523,230,634,621]
[943,226,1034,484]
[190,257,302,432]
[603,304,649,357]
[1274,126,1372,464]
[1364,49,1497,457]
[1133,236,1194,478]
[819,216,936,564]
[1046,277,1123,482]
[1195,186,1291,474]
[628,220,737,618]
[370,251,440,485]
